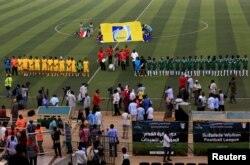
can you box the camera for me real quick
[62,86,71,94]
[107,87,113,94]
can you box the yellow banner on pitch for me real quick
[100,21,143,43]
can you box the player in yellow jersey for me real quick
[53,57,59,77]
[47,56,53,76]
[65,57,71,76]
[83,57,90,77]
[28,56,35,76]
[22,55,29,76]
[17,56,23,76]
[34,57,41,75]
[41,56,47,75]
[59,56,65,76]
[71,57,76,76]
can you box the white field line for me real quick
[87,0,155,84]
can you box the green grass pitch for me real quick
[0,0,249,111]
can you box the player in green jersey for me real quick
[158,57,165,76]
[242,55,248,76]
[217,55,223,76]
[169,58,174,76]
[198,55,205,76]
[205,56,211,75]
[193,56,198,77]
[187,56,193,76]
[230,55,236,76]
[146,56,153,76]
[152,58,158,76]
[235,55,241,76]
[211,56,216,76]
[165,56,170,76]
[181,57,187,75]
[223,55,229,76]
[174,56,181,76]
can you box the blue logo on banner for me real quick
[112,26,131,42]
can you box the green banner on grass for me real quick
[193,121,250,156]
[132,121,188,156]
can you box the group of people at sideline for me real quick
[3,56,90,77]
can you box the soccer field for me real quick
[0,0,249,110]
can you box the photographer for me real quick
[229,77,237,104]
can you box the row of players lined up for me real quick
[132,55,248,77]
[3,56,90,77]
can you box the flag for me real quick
[80,28,87,38]
[100,21,143,43]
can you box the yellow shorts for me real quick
[54,66,59,72]
[84,68,89,73]
[59,67,65,72]
[66,67,71,72]
[42,65,47,71]
[48,66,53,71]
[18,66,23,71]
[35,65,40,71]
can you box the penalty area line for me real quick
[87,0,155,84]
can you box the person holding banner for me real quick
[163,130,172,162]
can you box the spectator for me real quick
[165,86,174,101]
[18,131,27,154]
[36,90,43,107]
[15,115,26,131]
[35,124,44,154]
[79,124,90,148]
[50,94,59,106]
[137,105,145,121]
[7,135,18,157]
[26,137,39,165]
[129,89,136,102]
[65,122,73,154]
[8,144,29,165]
[187,76,194,98]
[11,98,18,124]
[95,109,102,130]
[21,84,29,109]
[214,95,219,111]
[42,95,49,107]
[27,120,36,142]
[209,80,217,95]
[74,146,87,165]
[0,105,6,118]
[141,95,152,113]
[219,90,225,111]
[87,111,96,126]
[128,100,137,121]
[121,112,130,139]
[49,117,57,145]
[229,77,237,104]
[80,83,88,102]
[53,127,62,157]
[107,124,118,157]
[163,131,172,162]
[147,106,154,120]
[90,124,99,145]
[193,80,202,105]
[1,122,7,141]
[121,147,130,165]
[208,93,215,111]
[68,91,76,118]
[84,93,91,118]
